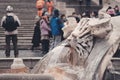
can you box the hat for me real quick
[6,5,13,12]
[53,9,59,17]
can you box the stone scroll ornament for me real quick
[31,12,112,80]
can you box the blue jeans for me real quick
[50,35,62,50]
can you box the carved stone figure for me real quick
[31,11,116,80]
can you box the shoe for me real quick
[5,53,10,58]
[6,55,10,58]
[42,51,48,54]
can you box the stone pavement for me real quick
[0,50,44,58]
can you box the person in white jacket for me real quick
[1,5,21,57]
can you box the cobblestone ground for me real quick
[0,50,44,58]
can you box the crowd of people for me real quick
[106,5,120,16]
[1,0,120,58]
[32,3,120,55]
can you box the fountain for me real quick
[30,10,120,80]
[0,0,120,80]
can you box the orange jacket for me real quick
[36,0,45,9]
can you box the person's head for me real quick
[91,11,98,18]
[41,11,49,22]
[82,10,90,18]
[53,9,59,17]
[115,5,118,8]
[60,14,65,18]
[6,5,13,13]
[47,0,50,2]
[72,12,77,16]
[108,6,112,9]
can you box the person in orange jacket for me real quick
[46,0,54,16]
[36,0,45,17]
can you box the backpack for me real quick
[2,15,19,32]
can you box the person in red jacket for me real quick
[46,0,54,16]
[36,0,45,17]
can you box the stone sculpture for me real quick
[31,11,116,80]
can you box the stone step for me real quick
[0,8,37,14]
[0,32,33,35]
[0,19,35,24]
[0,26,35,30]
[0,16,36,21]
[0,30,34,33]
[0,37,32,40]
[0,3,36,9]
[0,27,34,30]
[0,35,33,37]
[0,43,42,50]
[0,0,36,2]
[56,2,66,6]
[0,33,33,35]
[0,41,33,45]
[0,45,33,50]
[21,19,34,24]
[0,42,43,50]
[0,41,32,45]
[0,39,33,43]
[0,13,37,20]
[0,32,34,35]
[0,42,32,46]
[0,28,34,31]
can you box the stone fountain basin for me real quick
[0,74,54,80]
[0,57,55,80]
[0,57,41,70]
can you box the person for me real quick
[36,0,45,17]
[70,12,80,23]
[31,16,41,51]
[78,0,83,5]
[82,10,90,18]
[60,14,67,41]
[114,5,120,16]
[85,0,91,6]
[40,12,51,54]
[46,0,54,16]
[90,10,98,18]
[60,14,67,23]
[50,9,64,49]
[99,0,102,5]
[1,5,21,57]
[106,6,116,17]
